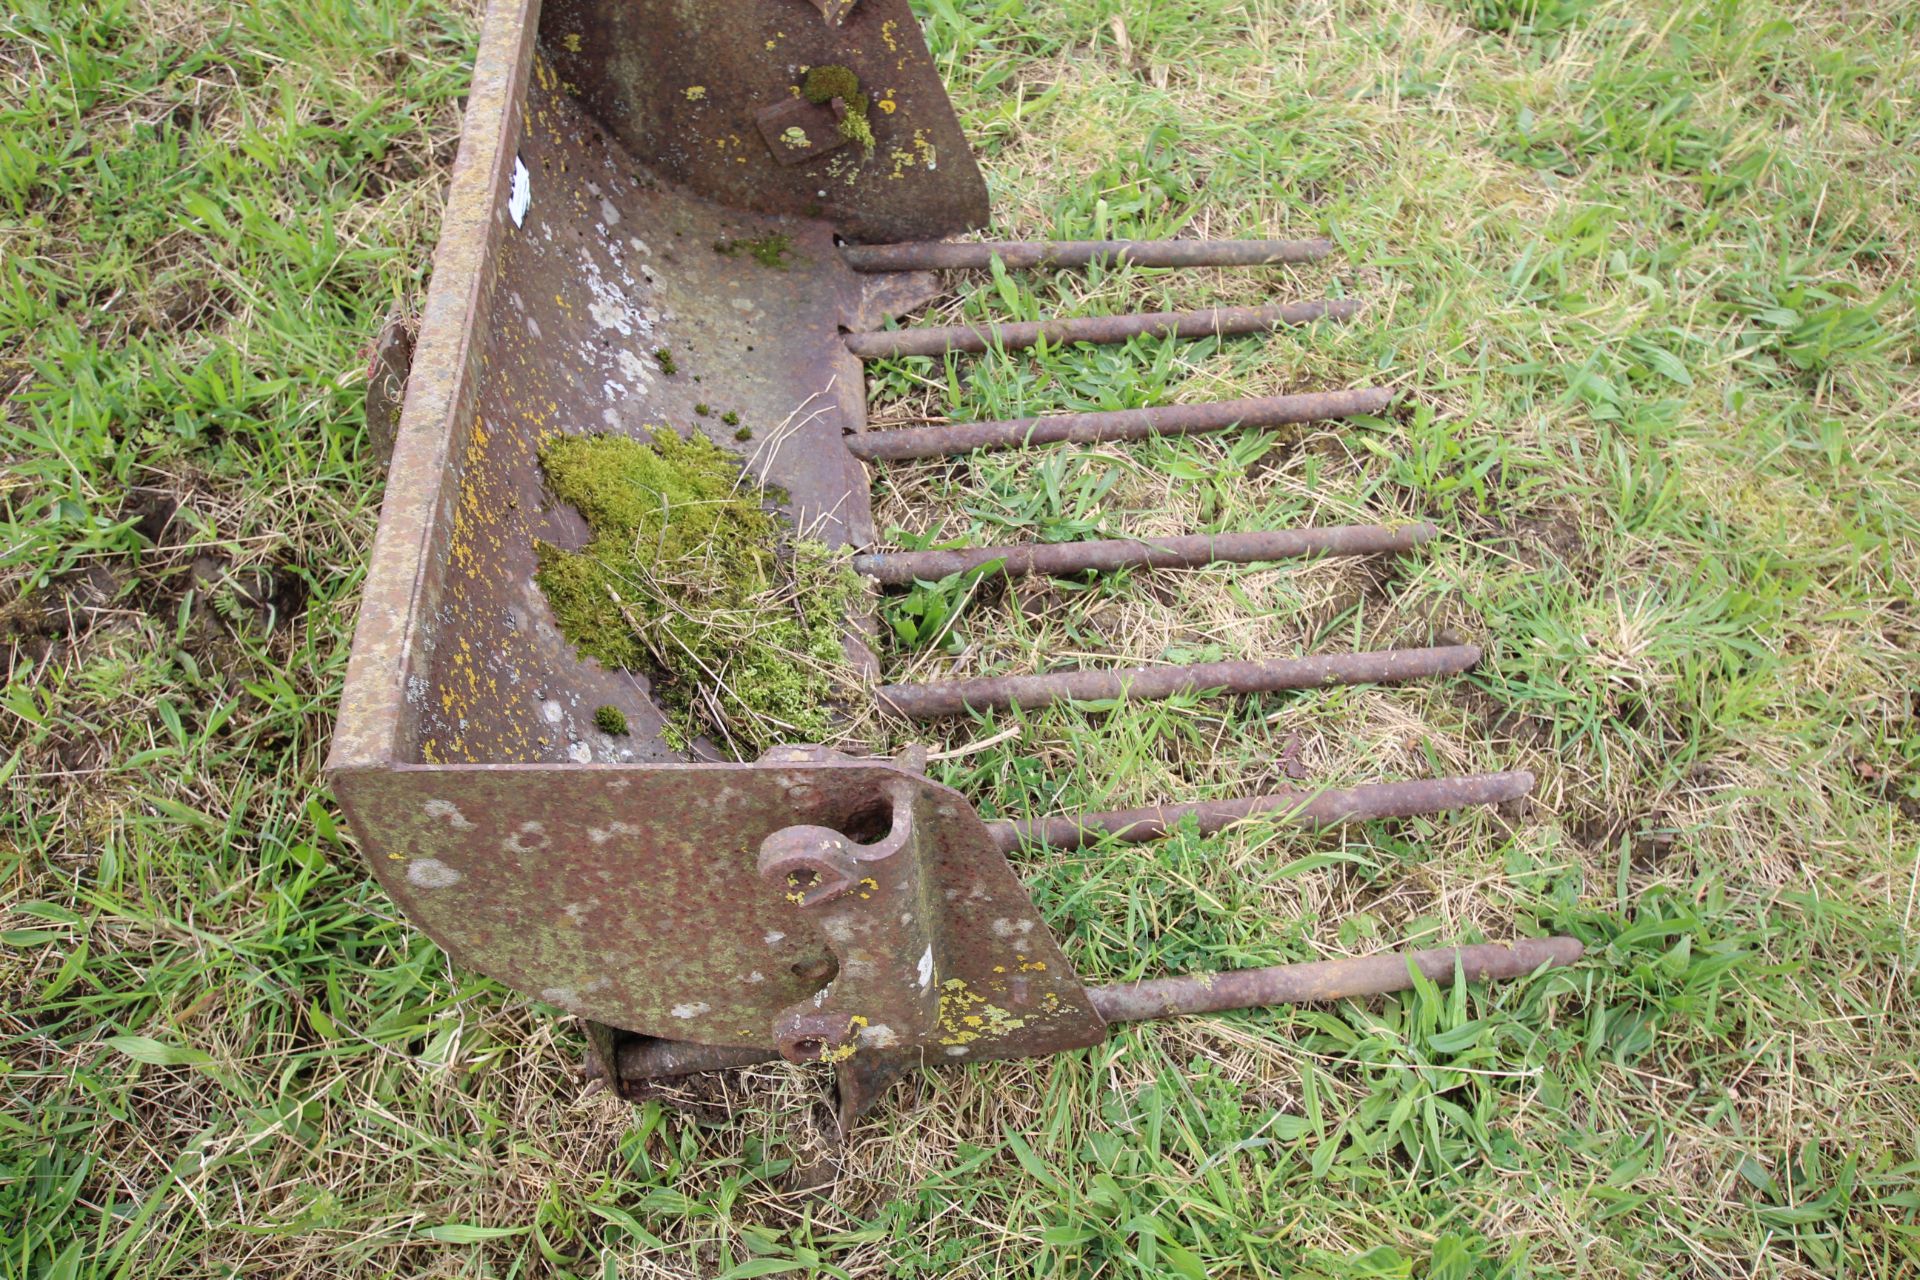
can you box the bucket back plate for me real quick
[541,0,990,243]
[416,71,917,768]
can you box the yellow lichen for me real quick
[936,977,1027,1046]
[818,1014,869,1063]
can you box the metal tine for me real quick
[877,643,1481,719]
[602,937,1583,1084]
[846,387,1393,462]
[840,238,1334,272]
[606,1037,776,1081]
[1089,938,1585,1023]
[987,771,1533,853]
[853,523,1435,588]
[844,300,1360,360]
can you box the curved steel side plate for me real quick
[333,761,1104,1059]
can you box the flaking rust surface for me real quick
[419,67,883,768]
[334,762,1103,1056]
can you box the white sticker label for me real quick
[508,156,530,227]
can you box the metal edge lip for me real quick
[327,0,542,773]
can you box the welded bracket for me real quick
[758,775,932,1125]
[751,747,1106,1125]
[759,777,936,1065]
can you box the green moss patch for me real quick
[803,64,875,155]
[712,233,794,269]
[534,431,861,757]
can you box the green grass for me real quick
[4,0,1918,1276]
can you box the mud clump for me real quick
[534,431,860,756]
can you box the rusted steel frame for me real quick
[1088,937,1585,1023]
[845,387,1394,461]
[844,300,1361,359]
[840,238,1333,272]
[877,644,1481,719]
[852,522,1435,587]
[988,770,1534,853]
[326,0,536,768]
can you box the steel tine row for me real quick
[841,261,1393,590]
[848,241,1466,729]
